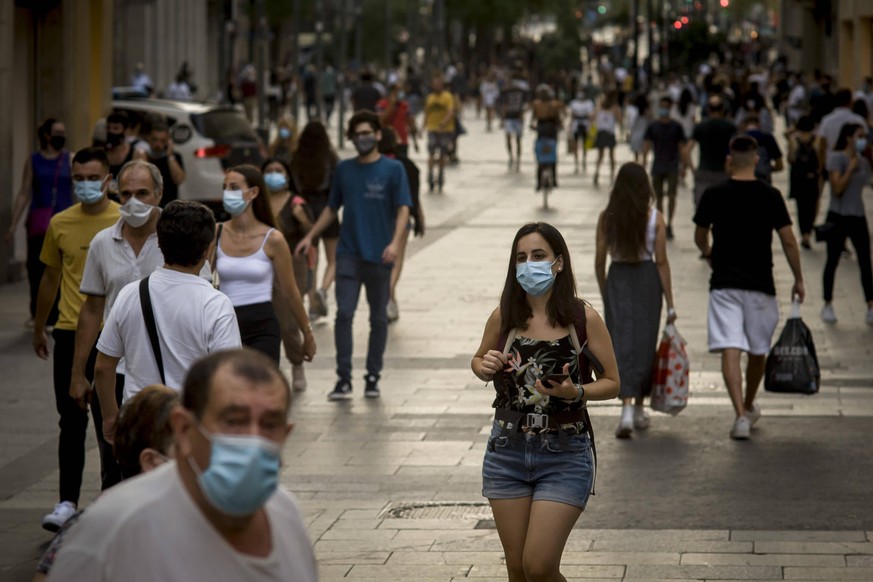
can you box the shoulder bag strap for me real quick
[502,328,516,356]
[139,277,166,384]
[211,224,223,289]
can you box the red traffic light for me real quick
[674,20,682,29]
[720,0,729,7]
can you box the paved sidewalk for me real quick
[2,110,873,581]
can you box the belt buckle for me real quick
[526,413,548,431]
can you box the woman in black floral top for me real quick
[472,222,619,582]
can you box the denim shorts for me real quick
[482,421,594,509]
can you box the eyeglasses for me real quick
[353,131,375,138]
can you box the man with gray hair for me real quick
[71,160,166,491]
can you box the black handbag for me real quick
[813,221,836,242]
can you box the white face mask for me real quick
[119,196,155,228]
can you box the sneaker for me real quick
[314,288,329,318]
[428,173,435,192]
[730,416,751,440]
[821,303,837,323]
[867,307,873,325]
[745,402,761,427]
[328,380,352,401]
[42,501,77,532]
[666,225,674,240]
[615,404,633,438]
[633,405,650,430]
[364,374,381,399]
[291,364,307,392]
[308,310,322,324]
[386,299,399,322]
[508,157,514,170]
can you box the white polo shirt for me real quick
[47,462,318,582]
[96,267,241,399]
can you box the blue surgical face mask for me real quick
[74,180,105,205]
[856,137,868,152]
[658,107,670,117]
[516,259,557,296]
[264,172,288,192]
[188,425,282,517]
[278,127,291,140]
[222,188,250,217]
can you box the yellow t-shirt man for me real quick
[424,90,456,134]
[40,202,121,331]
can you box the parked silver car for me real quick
[109,97,265,206]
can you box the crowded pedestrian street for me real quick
[2,107,873,580]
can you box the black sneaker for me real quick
[666,225,674,240]
[364,374,381,399]
[328,380,352,401]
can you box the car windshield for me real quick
[191,110,259,142]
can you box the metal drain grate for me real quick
[381,502,493,520]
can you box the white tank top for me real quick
[595,109,616,134]
[216,228,275,307]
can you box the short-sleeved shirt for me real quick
[47,462,318,582]
[79,219,164,320]
[500,84,529,119]
[39,202,121,330]
[818,107,868,152]
[644,119,687,175]
[691,118,736,172]
[693,179,792,296]
[376,98,411,144]
[351,84,382,112]
[96,267,241,399]
[826,152,871,217]
[328,156,412,265]
[424,91,456,133]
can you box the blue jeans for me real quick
[335,254,392,382]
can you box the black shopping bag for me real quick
[764,302,820,395]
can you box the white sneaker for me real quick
[633,405,650,430]
[745,402,761,427]
[866,307,873,325]
[615,404,634,438]
[386,299,399,322]
[730,416,751,440]
[42,501,77,532]
[291,364,307,392]
[821,303,837,323]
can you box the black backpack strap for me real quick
[139,277,166,385]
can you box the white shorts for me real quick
[708,289,779,355]
[504,119,524,136]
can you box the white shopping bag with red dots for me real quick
[650,324,689,415]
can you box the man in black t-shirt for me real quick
[134,122,185,207]
[643,96,686,238]
[694,135,805,441]
[500,75,529,171]
[688,96,736,206]
[351,71,383,113]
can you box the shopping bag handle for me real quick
[790,296,802,319]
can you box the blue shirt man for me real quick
[297,111,411,400]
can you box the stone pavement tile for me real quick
[731,531,868,542]
[847,555,873,566]
[624,564,783,579]
[782,566,873,579]
[379,518,481,530]
[469,564,625,578]
[754,541,873,554]
[320,528,398,542]
[317,564,352,579]
[384,551,505,565]
[431,534,506,552]
[315,538,434,553]
[345,563,472,579]
[315,551,390,565]
[393,529,494,543]
[593,540,754,553]
[577,529,731,541]
[681,553,845,567]
[561,551,680,565]
[328,518,382,530]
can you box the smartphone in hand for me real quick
[543,373,569,385]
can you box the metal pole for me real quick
[256,0,267,134]
[436,0,445,69]
[292,0,301,121]
[646,0,654,82]
[632,0,639,89]
[338,0,350,148]
[384,0,391,70]
[355,0,363,68]
[406,0,415,68]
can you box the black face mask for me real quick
[49,136,66,151]
[106,132,125,148]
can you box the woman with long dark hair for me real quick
[214,164,315,363]
[5,118,72,326]
[821,123,873,324]
[263,157,314,390]
[596,162,676,437]
[472,222,619,581]
[289,120,339,321]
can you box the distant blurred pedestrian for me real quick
[303,64,318,121]
[694,135,805,440]
[480,72,500,132]
[351,70,382,112]
[530,84,564,191]
[104,112,136,184]
[130,63,154,96]
[568,90,594,174]
[643,96,687,239]
[321,63,339,124]
[820,123,873,325]
[593,91,621,186]
[423,74,455,193]
[165,74,192,101]
[817,89,868,162]
[134,120,185,207]
[240,65,258,124]
[595,163,676,438]
[628,91,651,163]
[687,96,736,206]
[5,118,72,327]
[500,73,530,172]
[740,114,783,185]
[268,115,299,166]
[785,116,821,249]
[377,83,417,158]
